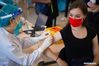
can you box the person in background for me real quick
[61,0,76,22]
[0,4,64,66]
[65,0,76,17]
[32,0,59,27]
[43,0,99,66]
[46,0,59,27]
[86,0,99,43]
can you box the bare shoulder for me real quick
[53,32,62,42]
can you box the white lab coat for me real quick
[0,28,44,66]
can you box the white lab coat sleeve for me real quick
[0,36,43,66]
[26,36,53,65]
[22,31,50,48]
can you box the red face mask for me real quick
[69,17,83,27]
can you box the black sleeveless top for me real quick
[60,25,96,60]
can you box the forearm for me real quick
[23,34,52,53]
[44,48,68,66]
[30,36,44,43]
[23,36,44,46]
[44,48,58,61]
[23,36,53,53]
[93,55,99,65]
[23,41,42,53]
[23,45,36,53]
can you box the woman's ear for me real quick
[10,18,13,23]
[9,18,16,27]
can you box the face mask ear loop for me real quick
[0,9,8,15]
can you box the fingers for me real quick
[43,32,50,36]
[41,31,50,38]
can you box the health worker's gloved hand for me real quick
[38,36,53,53]
[39,31,50,40]
[22,31,50,45]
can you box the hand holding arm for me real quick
[23,31,50,44]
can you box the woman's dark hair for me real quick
[68,0,88,26]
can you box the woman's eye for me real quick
[69,13,81,18]
[75,15,81,18]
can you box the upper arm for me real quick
[92,35,99,56]
[53,32,62,42]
